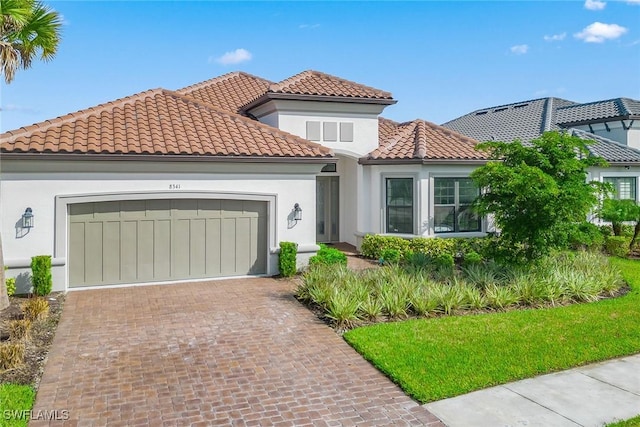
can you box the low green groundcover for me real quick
[0,384,35,427]
[343,258,640,403]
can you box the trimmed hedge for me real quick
[31,255,52,296]
[310,244,347,266]
[279,242,298,277]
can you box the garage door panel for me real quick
[121,221,138,282]
[223,200,244,216]
[173,200,198,217]
[85,222,104,283]
[69,199,268,287]
[96,201,121,219]
[244,200,267,217]
[252,217,268,274]
[103,221,121,283]
[146,200,172,218]
[205,218,221,276]
[198,199,222,216]
[120,200,146,218]
[221,218,237,275]
[137,220,155,281]
[69,222,86,285]
[154,220,172,280]
[190,219,206,276]
[174,219,191,277]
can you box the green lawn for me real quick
[607,415,640,427]
[0,384,35,427]
[344,258,640,403]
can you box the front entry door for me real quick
[316,176,339,243]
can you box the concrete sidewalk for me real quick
[425,354,640,427]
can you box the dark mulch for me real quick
[0,292,66,389]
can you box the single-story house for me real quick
[2,71,639,291]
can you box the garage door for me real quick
[68,199,268,287]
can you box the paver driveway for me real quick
[32,278,443,426]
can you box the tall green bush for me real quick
[471,131,607,261]
[278,242,298,277]
[31,255,52,296]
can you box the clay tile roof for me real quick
[367,118,487,162]
[269,70,393,100]
[176,71,272,115]
[0,89,333,159]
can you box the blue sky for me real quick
[1,0,639,132]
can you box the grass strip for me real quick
[607,415,640,427]
[0,384,35,427]
[344,258,640,403]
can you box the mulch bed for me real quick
[0,292,65,389]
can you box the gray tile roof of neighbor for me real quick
[441,97,577,143]
[567,128,640,163]
[556,98,640,125]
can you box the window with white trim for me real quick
[385,178,413,234]
[434,178,480,233]
[603,177,637,200]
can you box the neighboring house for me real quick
[2,71,638,292]
[443,96,640,203]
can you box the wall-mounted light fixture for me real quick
[293,203,302,221]
[22,207,34,229]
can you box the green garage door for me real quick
[68,199,268,287]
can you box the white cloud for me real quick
[0,104,39,113]
[574,22,628,43]
[510,44,529,55]
[211,48,252,65]
[544,32,566,42]
[299,24,320,29]
[584,0,606,10]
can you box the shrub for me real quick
[5,277,16,296]
[309,245,347,266]
[463,251,483,266]
[408,238,456,258]
[325,289,361,329]
[380,248,401,265]
[31,255,52,296]
[435,253,454,269]
[562,222,604,251]
[22,297,49,321]
[0,342,25,371]
[360,235,410,259]
[8,319,32,341]
[604,236,630,258]
[278,242,298,277]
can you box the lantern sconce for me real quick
[293,203,302,221]
[22,207,34,229]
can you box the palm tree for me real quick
[0,0,61,310]
[0,0,61,84]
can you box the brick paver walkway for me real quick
[31,278,442,426]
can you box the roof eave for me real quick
[557,115,639,127]
[358,157,488,165]
[0,152,337,164]
[242,92,397,112]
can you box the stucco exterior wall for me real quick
[1,159,322,291]
[250,99,386,157]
